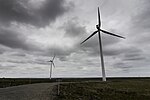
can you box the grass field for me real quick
[0,77,135,88]
[0,78,56,88]
[56,79,150,100]
[1,78,150,100]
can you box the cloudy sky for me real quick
[0,0,150,78]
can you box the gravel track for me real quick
[0,83,57,100]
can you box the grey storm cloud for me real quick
[0,44,12,54]
[36,19,88,61]
[124,56,145,61]
[43,46,77,61]
[103,47,122,56]
[63,20,86,37]
[0,28,39,51]
[10,52,26,57]
[131,1,150,30]
[0,0,149,77]
[0,63,16,70]
[6,59,49,65]
[129,0,150,44]
[0,51,3,54]
[122,47,146,61]
[0,47,4,54]
[0,0,72,27]
[113,62,132,72]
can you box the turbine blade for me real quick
[52,62,55,68]
[81,30,98,44]
[98,7,101,27]
[52,54,55,61]
[100,29,125,39]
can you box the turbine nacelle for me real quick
[48,60,52,62]
[96,25,100,30]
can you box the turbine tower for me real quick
[47,54,55,79]
[81,7,125,81]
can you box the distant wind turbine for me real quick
[81,7,125,81]
[47,54,56,79]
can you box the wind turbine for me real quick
[47,55,56,79]
[81,7,125,81]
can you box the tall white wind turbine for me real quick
[81,7,125,81]
[47,55,55,79]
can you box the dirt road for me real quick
[0,83,57,100]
